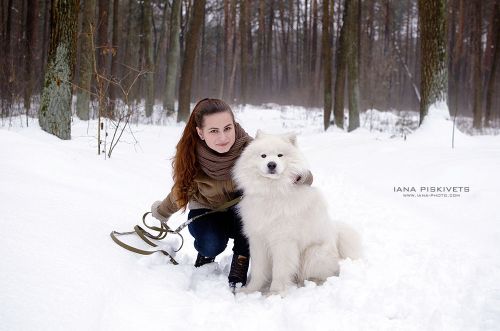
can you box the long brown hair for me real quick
[172,98,234,210]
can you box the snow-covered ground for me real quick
[1,104,499,331]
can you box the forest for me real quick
[2,2,500,328]
[1,0,499,138]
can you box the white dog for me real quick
[233,131,362,295]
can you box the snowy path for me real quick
[1,105,499,331]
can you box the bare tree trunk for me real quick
[418,0,448,125]
[333,5,347,129]
[450,0,464,117]
[278,0,289,94]
[246,0,254,103]
[97,0,110,74]
[123,0,140,104]
[485,0,500,127]
[164,0,181,115]
[240,0,248,105]
[448,0,458,116]
[97,0,113,117]
[143,0,154,117]
[23,0,40,115]
[76,0,95,120]
[322,0,332,130]
[347,0,360,131]
[295,0,301,93]
[222,0,237,101]
[40,0,51,93]
[265,0,275,96]
[197,7,206,98]
[308,0,318,105]
[256,0,266,97]
[178,0,206,122]
[39,0,79,140]
[222,0,232,100]
[483,1,497,86]
[215,12,223,98]
[109,0,120,114]
[302,0,309,93]
[471,0,482,129]
[1,0,14,115]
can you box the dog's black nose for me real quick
[267,161,277,170]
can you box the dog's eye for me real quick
[261,154,267,158]
[277,154,283,157]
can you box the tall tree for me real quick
[1,0,14,115]
[334,5,348,129]
[265,0,275,96]
[278,0,290,94]
[76,0,96,120]
[309,0,318,106]
[178,0,206,122]
[256,0,266,95]
[484,0,500,127]
[142,0,154,117]
[347,0,360,131]
[222,0,233,100]
[97,0,110,75]
[228,0,238,101]
[123,0,140,102]
[301,0,309,92]
[471,0,482,129]
[485,0,500,127]
[39,0,79,139]
[240,0,248,105]
[23,0,40,114]
[108,0,120,114]
[417,0,448,125]
[322,0,332,130]
[449,0,464,117]
[97,0,112,117]
[164,0,182,116]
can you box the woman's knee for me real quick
[195,233,228,257]
[187,210,229,257]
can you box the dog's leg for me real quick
[240,237,270,294]
[269,242,299,296]
[300,243,340,282]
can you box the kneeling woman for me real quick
[151,98,312,288]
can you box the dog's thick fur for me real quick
[233,131,362,295]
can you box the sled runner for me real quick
[110,196,243,265]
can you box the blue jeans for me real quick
[187,206,250,258]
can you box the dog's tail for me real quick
[337,222,362,260]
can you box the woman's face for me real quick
[196,111,236,153]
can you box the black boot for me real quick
[228,254,249,288]
[194,253,215,267]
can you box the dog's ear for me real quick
[255,129,264,139]
[284,132,297,146]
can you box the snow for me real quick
[1,104,500,331]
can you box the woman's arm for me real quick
[151,191,180,221]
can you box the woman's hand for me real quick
[151,200,169,222]
[292,170,313,186]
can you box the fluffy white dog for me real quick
[233,131,362,295]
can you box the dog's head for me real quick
[233,130,308,192]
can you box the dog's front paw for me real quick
[238,286,259,295]
[269,282,289,297]
[239,282,263,294]
[267,289,288,297]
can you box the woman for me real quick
[150,98,312,289]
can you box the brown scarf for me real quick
[196,122,252,180]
